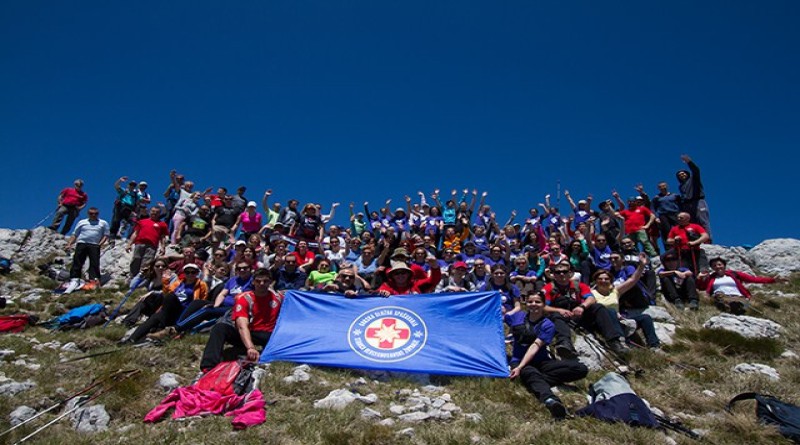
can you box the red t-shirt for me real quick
[60,187,88,207]
[291,250,316,266]
[232,290,283,332]
[133,218,169,246]
[619,206,652,233]
[668,224,706,250]
[542,281,593,308]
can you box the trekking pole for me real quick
[32,210,56,229]
[102,287,137,328]
[5,369,140,443]
[571,321,642,376]
[626,339,705,372]
[653,413,706,442]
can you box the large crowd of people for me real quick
[49,154,785,419]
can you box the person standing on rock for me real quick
[676,154,712,240]
[64,207,109,287]
[49,179,88,235]
[126,207,169,279]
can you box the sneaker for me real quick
[146,326,177,341]
[688,300,699,311]
[555,345,578,360]
[544,397,567,420]
[674,299,685,311]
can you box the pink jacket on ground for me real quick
[145,387,265,429]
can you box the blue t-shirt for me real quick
[222,276,254,307]
[173,281,196,306]
[505,313,554,365]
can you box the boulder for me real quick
[643,306,675,323]
[654,322,677,346]
[360,408,382,419]
[0,379,36,396]
[732,363,780,381]
[313,389,375,410]
[70,404,110,432]
[158,373,180,391]
[574,336,604,371]
[746,239,800,277]
[9,405,36,426]
[703,313,782,339]
[398,411,430,423]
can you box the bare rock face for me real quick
[702,244,754,275]
[703,313,782,339]
[746,239,800,277]
[732,363,780,381]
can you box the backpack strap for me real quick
[726,392,759,412]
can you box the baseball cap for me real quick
[235,240,246,246]
[182,263,200,272]
[247,201,257,207]
[453,261,468,270]
[139,181,148,186]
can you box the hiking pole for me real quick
[32,210,56,229]
[654,413,705,442]
[571,321,642,376]
[0,373,111,438]
[12,369,140,445]
[626,339,705,373]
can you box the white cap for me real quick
[247,201,257,207]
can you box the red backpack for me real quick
[195,361,242,396]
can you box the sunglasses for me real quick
[154,264,166,268]
[553,270,570,275]
[185,270,199,275]
[236,267,249,271]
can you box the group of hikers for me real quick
[48,154,785,419]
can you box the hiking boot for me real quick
[688,300,699,311]
[607,338,630,356]
[544,397,567,420]
[674,299,685,311]
[555,345,578,360]
[147,326,177,341]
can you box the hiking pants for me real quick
[129,294,186,342]
[630,230,658,258]
[130,244,157,278]
[110,203,135,238]
[678,248,709,275]
[519,359,588,403]
[50,205,80,235]
[551,303,623,345]
[659,275,698,304]
[621,308,660,348]
[69,243,101,280]
[175,300,228,333]
[200,323,271,371]
[122,291,163,327]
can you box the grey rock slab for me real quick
[360,408,382,419]
[747,239,800,277]
[158,373,180,391]
[703,313,782,339]
[71,404,110,433]
[733,363,780,381]
[398,411,430,423]
[9,405,36,426]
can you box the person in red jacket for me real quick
[667,212,710,275]
[697,257,785,315]
[376,258,441,296]
[49,179,89,235]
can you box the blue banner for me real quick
[260,291,508,378]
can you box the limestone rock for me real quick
[465,413,483,423]
[733,363,780,381]
[703,244,754,275]
[746,239,800,277]
[313,389,374,410]
[398,411,430,423]
[702,390,716,398]
[0,349,15,359]
[703,313,782,339]
[378,418,396,427]
[361,408,382,419]
[61,342,83,353]
[0,379,36,396]
[574,336,604,371]
[9,405,36,426]
[781,350,798,359]
[397,427,415,436]
[70,404,110,432]
[389,404,405,415]
[654,322,676,346]
[158,373,180,391]
[643,306,675,323]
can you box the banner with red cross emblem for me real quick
[260,291,507,377]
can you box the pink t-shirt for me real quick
[240,211,262,233]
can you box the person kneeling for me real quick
[508,293,588,420]
[199,268,283,372]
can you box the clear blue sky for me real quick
[1,1,797,246]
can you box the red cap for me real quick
[453,261,468,270]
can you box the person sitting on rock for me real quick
[120,263,208,344]
[508,293,589,420]
[697,257,785,315]
[657,251,699,311]
[603,253,660,349]
[541,262,629,359]
[199,268,283,372]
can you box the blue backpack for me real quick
[728,393,800,443]
[45,303,106,330]
[0,257,11,274]
[576,372,659,428]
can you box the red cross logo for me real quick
[366,318,410,349]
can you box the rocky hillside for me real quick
[1,228,799,445]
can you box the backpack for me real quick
[0,257,12,274]
[727,392,800,443]
[0,315,35,333]
[195,360,243,396]
[44,303,106,330]
[576,372,659,428]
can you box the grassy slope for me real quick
[0,271,798,445]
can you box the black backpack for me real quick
[727,392,800,443]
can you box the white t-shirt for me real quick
[712,275,742,297]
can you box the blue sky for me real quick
[1,1,797,246]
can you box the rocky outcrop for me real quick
[703,314,782,339]
[746,239,800,277]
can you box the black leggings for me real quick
[128,294,186,342]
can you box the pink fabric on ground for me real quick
[145,386,266,429]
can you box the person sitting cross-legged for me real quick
[199,268,284,372]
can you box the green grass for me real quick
[1,271,799,444]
